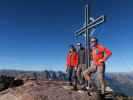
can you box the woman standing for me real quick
[66,45,78,88]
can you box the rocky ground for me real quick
[0,80,94,100]
[0,79,132,100]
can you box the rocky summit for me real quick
[0,80,94,100]
[0,79,132,100]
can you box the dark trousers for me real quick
[67,67,77,86]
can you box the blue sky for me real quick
[0,0,132,72]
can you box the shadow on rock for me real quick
[0,75,24,91]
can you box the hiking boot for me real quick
[80,85,87,90]
[78,90,85,93]
[72,85,78,91]
[68,82,73,86]
[87,91,93,96]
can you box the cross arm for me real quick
[75,15,105,36]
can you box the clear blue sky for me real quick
[0,0,132,72]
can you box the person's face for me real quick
[90,40,97,47]
[76,45,81,50]
[70,48,73,52]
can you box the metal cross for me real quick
[75,4,105,68]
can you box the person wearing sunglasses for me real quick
[83,37,112,94]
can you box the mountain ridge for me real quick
[0,69,133,96]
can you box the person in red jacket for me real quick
[66,45,78,88]
[83,37,112,94]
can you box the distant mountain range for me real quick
[0,69,133,96]
[106,72,133,96]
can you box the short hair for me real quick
[69,45,76,52]
[69,44,75,49]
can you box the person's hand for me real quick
[98,59,104,65]
[74,67,77,71]
[66,67,68,73]
[99,59,104,63]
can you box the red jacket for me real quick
[66,51,78,68]
[92,44,112,66]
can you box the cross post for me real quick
[85,4,90,68]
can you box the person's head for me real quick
[69,45,76,52]
[90,37,98,47]
[76,42,82,49]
